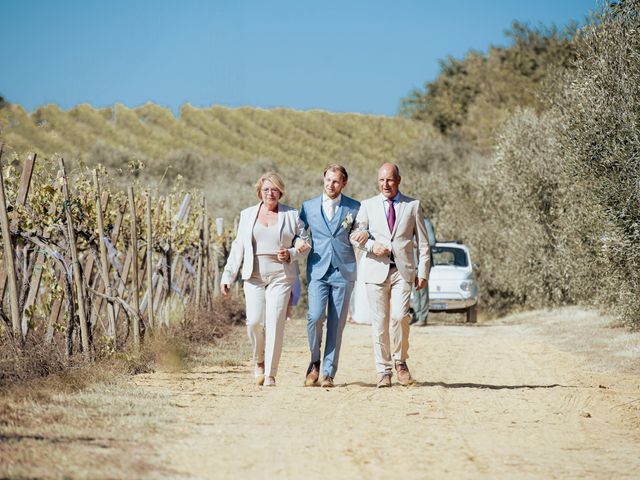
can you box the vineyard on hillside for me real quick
[0,105,433,217]
[0,147,235,379]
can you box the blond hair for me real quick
[255,172,286,200]
[323,164,349,181]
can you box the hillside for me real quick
[0,104,433,215]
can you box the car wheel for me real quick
[466,305,477,323]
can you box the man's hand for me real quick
[277,248,291,263]
[294,238,311,254]
[415,277,427,291]
[372,242,391,257]
[350,230,368,247]
[221,283,230,296]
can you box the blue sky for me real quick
[0,0,596,116]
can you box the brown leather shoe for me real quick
[321,376,334,388]
[305,362,320,387]
[395,362,415,386]
[376,373,392,388]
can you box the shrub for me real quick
[552,0,640,326]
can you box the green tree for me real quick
[400,21,577,145]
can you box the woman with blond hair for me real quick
[221,172,308,387]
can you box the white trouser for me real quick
[243,257,293,377]
[366,267,412,375]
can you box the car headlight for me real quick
[460,280,475,291]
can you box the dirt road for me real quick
[132,308,640,480]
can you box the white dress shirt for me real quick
[322,193,341,220]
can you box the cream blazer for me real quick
[221,202,308,284]
[356,193,430,284]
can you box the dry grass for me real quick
[167,296,245,345]
[0,371,181,479]
[190,324,252,369]
[0,296,246,388]
[0,334,70,387]
[0,338,180,478]
[153,296,248,371]
[0,296,247,479]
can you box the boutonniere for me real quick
[341,212,354,230]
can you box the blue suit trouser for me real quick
[307,265,354,378]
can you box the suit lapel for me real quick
[376,196,390,236]
[277,203,285,241]
[249,203,261,227]
[316,195,332,234]
[246,203,261,253]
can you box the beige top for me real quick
[252,220,281,255]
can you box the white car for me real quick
[428,241,479,323]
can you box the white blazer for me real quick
[356,193,430,284]
[221,202,308,284]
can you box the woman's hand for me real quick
[295,238,311,254]
[221,283,230,296]
[277,248,291,263]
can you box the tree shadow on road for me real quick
[417,381,573,390]
[340,381,572,389]
[341,381,378,388]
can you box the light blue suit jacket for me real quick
[300,195,360,282]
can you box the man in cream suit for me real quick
[352,163,430,387]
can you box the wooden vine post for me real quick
[213,247,220,298]
[195,198,204,307]
[164,195,172,326]
[59,157,90,357]
[93,170,117,341]
[145,191,155,330]
[0,144,21,337]
[128,187,141,349]
[0,153,36,305]
[15,154,38,338]
[203,199,210,306]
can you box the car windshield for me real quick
[432,246,469,267]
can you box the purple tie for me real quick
[387,198,395,233]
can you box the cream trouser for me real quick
[243,257,293,377]
[366,267,412,375]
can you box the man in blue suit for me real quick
[297,165,360,388]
